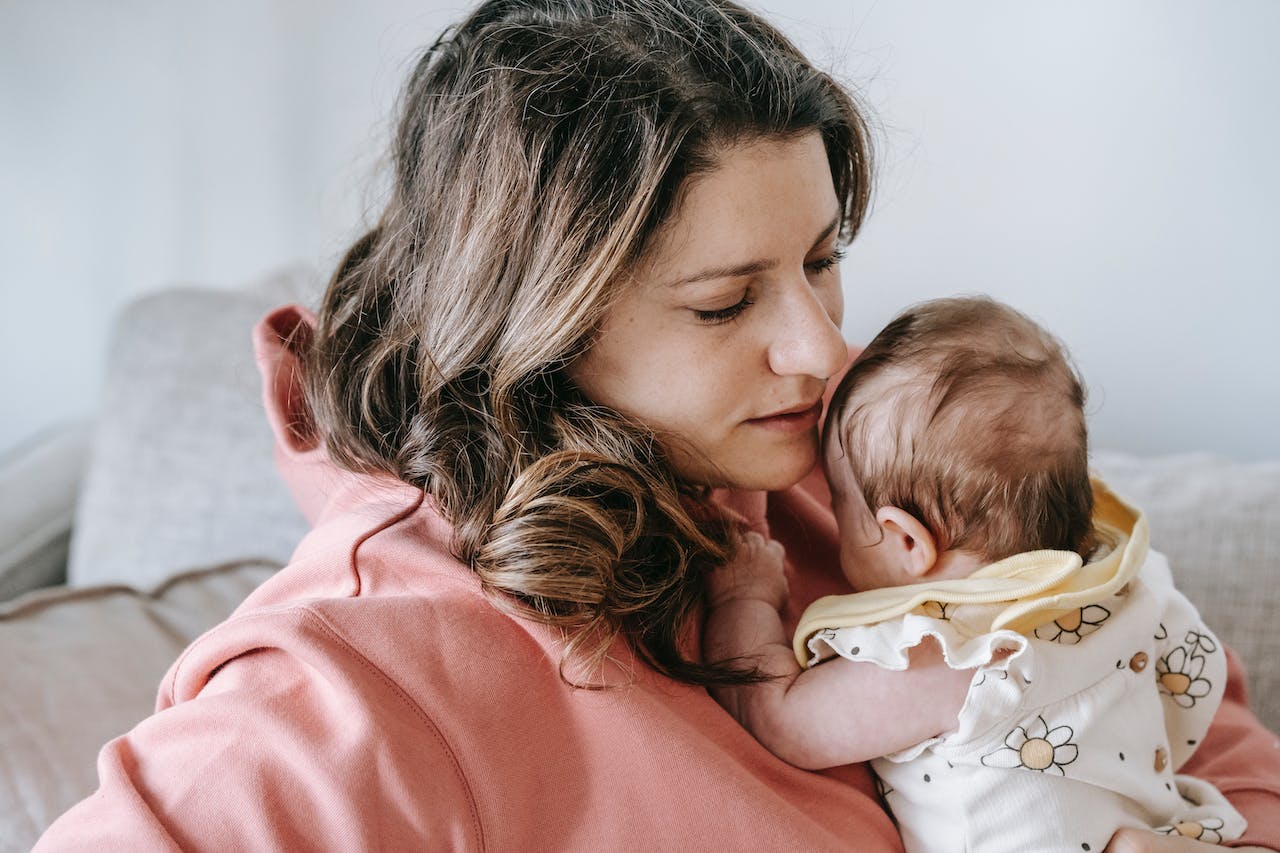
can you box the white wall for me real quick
[2,1,1276,461]
[803,2,1280,461]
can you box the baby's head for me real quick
[824,296,1095,592]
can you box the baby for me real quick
[705,297,1245,852]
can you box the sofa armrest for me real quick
[0,420,91,600]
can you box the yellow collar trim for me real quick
[793,478,1148,666]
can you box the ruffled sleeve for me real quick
[807,609,1035,761]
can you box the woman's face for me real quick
[569,132,849,490]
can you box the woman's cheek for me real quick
[823,277,845,330]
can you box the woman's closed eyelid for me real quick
[693,292,754,324]
[806,247,847,273]
[689,247,841,324]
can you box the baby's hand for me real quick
[707,531,789,611]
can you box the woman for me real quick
[38,1,1280,850]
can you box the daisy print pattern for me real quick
[1155,817,1227,844]
[918,600,953,620]
[1157,632,1216,709]
[1033,604,1110,644]
[1182,630,1217,655]
[981,716,1079,776]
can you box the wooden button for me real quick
[1129,652,1148,672]
[1154,747,1168,772]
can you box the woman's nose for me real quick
[766,281,848,379]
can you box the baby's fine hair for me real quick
[826,296,1095,561]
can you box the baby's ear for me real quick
[873,506,938,579]
[253,304,320,455]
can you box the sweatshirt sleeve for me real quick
[1181,645,1280,850]
[34,609,482,852]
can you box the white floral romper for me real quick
[807,551,1246,853]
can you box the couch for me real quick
[2,269,1277,852]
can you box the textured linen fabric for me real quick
[1092,451,1280,733]
[66,268,317,590]
[0,561,275,853]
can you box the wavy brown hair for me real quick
[304,0,874,686]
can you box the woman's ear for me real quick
[873,506,938,579]
[253,304,321,455]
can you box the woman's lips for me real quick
[746,400,823,432]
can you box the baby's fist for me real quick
[707,531,789,610]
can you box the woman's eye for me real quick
[806,247,847,275]
[694,294,754,325]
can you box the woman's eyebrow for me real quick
[666,213,841,287]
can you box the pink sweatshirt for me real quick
[36,322,1280,851]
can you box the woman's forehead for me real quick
[638,133,839,283]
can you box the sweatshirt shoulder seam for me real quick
[297,603,485,850]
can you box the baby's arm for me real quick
[704,532,973,770]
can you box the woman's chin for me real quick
[721,436,821,492]
[669,429,821,491]
[755,460,820,492]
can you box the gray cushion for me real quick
[67,268,318,590]
[1093,450,1280,732]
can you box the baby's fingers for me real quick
[736,530,784,566]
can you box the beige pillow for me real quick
[0,561,275,852]
[1093,450,1280,732]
